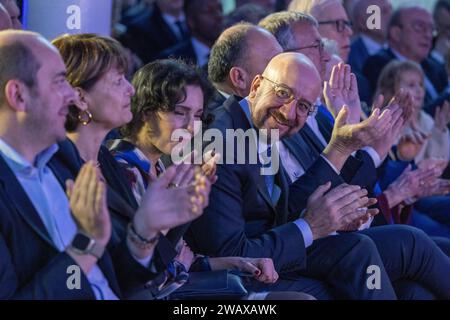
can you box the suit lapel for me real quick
[0,155,55,249]
[282,133,317,170]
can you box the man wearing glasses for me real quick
[288,0,353,61]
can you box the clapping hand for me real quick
[66,161,111,247]
[323,63,361,124]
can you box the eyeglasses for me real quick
[318,19,352,33]
[285,39,325,56]
[261,76,316,116]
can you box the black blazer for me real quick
[0,152,122,299]
[185,96,345,273]
[120,3,190,64]
[362,47,448,106]
[48,140,178,296]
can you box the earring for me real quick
[78,110,93,126]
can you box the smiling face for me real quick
[248,53,321,139]
[83,67,135,130]
[147,84,204,155]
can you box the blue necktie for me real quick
[262,146,281,205]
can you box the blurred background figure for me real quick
[431,0,450,67]
[119,0,189,64]
[0,3,12,30]
[224,3,270,28]
[348,0,392,75]
[157,0,224,69]
[363,6,448,107]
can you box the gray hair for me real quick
[259,11,318,50]
[288,0,341,18]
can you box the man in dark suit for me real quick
[120,0,190,64]
[363,6,448,106]
[186,52,450,299]
[0,30,197,299]
[158,0,223,68]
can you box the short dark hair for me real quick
[121,59,212,139]
[52,33,129,132]
[0,41,40,105]
[208,22,254,84]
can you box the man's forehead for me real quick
[292,22,319,42]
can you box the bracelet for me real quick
[127,223,160,250]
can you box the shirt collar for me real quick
[218,90,231,100]
[0,138,59,173]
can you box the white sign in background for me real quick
[23,0,112,40]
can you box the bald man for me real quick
[0,3,11,30]
[0,30,165,299]
[187,51,450,299]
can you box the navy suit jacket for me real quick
[0,154,122,299]
[362,48,448,106]
[49,140,178,295]
[120,3,189,64]
[185,96,346,273]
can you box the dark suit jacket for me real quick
[362,47,448,106]
[48,140,178,294]
[185,96,347,273]
[0,153,123,299]
[157,38,199,66]
[204,89,227,125]
[348,36,371,75]
[120,3,189,64]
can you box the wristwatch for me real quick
[70,232,105,259]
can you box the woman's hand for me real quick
[202,149,221,184]
[66,161,111,247]
[209,257,279,284]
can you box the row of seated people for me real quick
[0,4,450,301]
